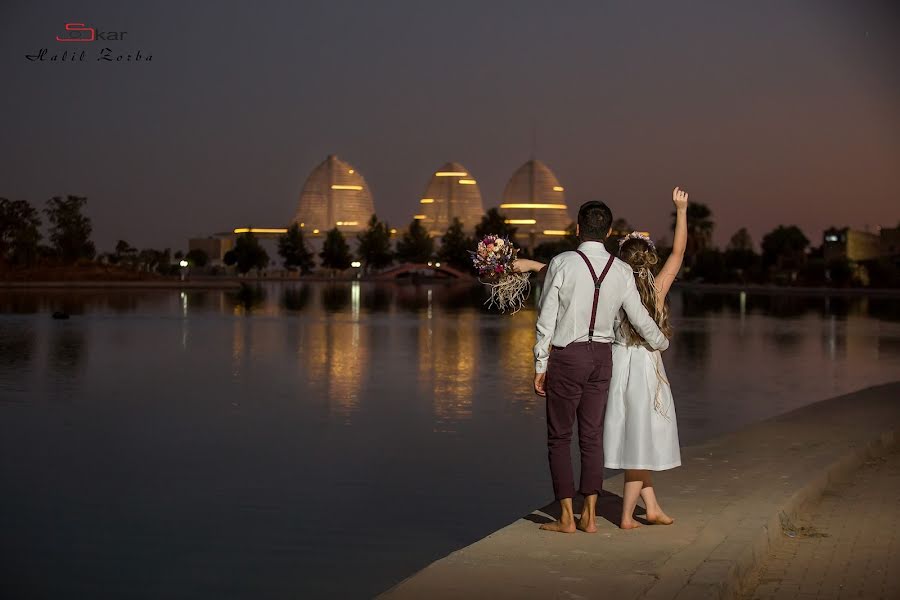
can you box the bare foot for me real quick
[540,520,577,533]
[620,519,643,530]
[646,512,674,525]
[577,514,598,533]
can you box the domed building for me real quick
[415,162,485,236]
[294,155,375,236]
[500,159,572,248]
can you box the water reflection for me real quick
[0,321,35,372]
[300,319,366,422]
[498,311,541,413]
[418,312,478,432]
[321,284,351,313]
[281,285,311,312]
[2,283,900,599]
[362,285,392,313]
[48,322,86,378]
[229,284,267,314]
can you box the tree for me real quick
[437,218,473,271]
[230,232,270,274]
[185,248,209,268]
[396,219,435,263]
[0,198,42,265]
[319,227,352,271]
[475,208,517,242]
[535,223,579,262]
[356,215,393,271]
[278,223,315,273]
[673,202,714,259]
[727,228,753,252]
[761,225,810,270]
[44,195,95,263]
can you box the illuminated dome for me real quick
[294,154,374,236]
[500,159,572,246]
[415,162,485,235]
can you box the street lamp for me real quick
[179,259,189,281]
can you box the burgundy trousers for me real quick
[545,341,613,500]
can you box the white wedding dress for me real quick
[604,314,681,471]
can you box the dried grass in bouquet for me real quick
[469,235,531,313]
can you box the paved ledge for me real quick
[381,382,900,600]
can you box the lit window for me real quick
[420,198,435,204]
[413,215,426,220]
[232,227,289,234]
[553,186,564,192]
[458,179,477,185]
[435,171,467,177]
[348,169,354,174]
[505,219,537,225]
[331,184,363,190]
[543,230,568,236]
[501,203,567,210]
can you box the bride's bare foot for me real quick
[646,511,674,525]
[577,513,598,533]
[540,519,577,533]
[620,518,643,530]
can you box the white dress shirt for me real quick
[534,241,669,373]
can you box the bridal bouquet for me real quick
[470,235,531,313]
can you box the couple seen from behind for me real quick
[515,187,689,533]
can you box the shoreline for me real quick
[380,382,900,599]
[2,278,900,296]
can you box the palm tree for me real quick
[673,202,714,266]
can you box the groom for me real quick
[534,201,669,533]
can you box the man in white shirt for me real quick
[534,201,669,534]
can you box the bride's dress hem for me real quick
[604,460,682,471]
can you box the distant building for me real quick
[415,162,485,236]
[499,159,572,249]
[823,227,881,262]
[188,235,234,264]
[294,155,375,238]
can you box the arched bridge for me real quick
[374,263,473,281]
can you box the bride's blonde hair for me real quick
[618,236,672,345]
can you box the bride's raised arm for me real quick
[655,187,688,303]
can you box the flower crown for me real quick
[618,231,656,251]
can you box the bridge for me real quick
[374,263,473,281]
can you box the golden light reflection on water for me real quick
[419,311,479,433]
[299,317,366,423]
[498,309,541,412]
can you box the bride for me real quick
[516,186,688,528]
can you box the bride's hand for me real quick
[514,258,545,273]
[672,186,689,211]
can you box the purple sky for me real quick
[1,1,898,252]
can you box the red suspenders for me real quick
[574,251,615,342]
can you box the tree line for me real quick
[3,195,896,287]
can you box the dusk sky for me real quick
[2,1,898,252]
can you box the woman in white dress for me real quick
[516,187,688,529]
[604,186,687,529]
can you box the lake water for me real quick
[2,282,899,598]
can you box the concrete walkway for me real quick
[743,448,900,599]
[381,382,900,600]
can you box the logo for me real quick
[56,23,95,42]
[55,22,129,42]
[26,21,151,63]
